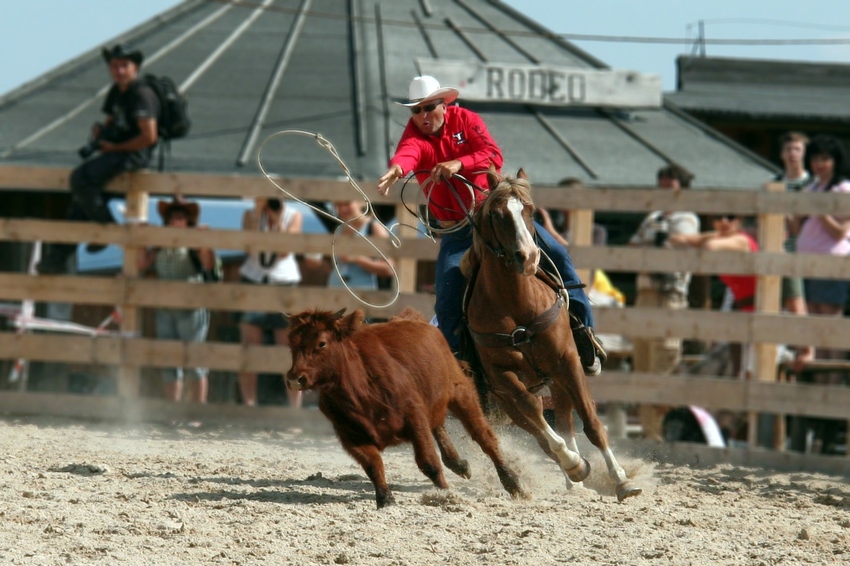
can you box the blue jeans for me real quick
[44,150,151,266]
[435,221,592,351]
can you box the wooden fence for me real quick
[1,165,849,463]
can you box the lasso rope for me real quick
[255,130,557,310]
[256,129,402,309]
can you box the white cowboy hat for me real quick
[396,75,459,107]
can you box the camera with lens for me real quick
[77,123,118,160]
[77,139,102,160]
[265,198,282,212]
[650,216,670,248]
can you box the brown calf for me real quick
[285,307,525,508]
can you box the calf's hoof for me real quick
[445,458,471,479]
[376,491,396,509]
[497,467,528,499]
[566,457,591,483]
[616,481,642,502]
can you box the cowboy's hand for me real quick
[430,160,462,185]
[378,164,403,196]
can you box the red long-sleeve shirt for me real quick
[719,231,759,311]
[389,106,503,221]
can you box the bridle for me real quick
[476,193,537,265]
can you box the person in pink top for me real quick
[792,135,850,319]
[377,76,605,374]
[791,135,850,386]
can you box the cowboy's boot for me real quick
[569,313,607,376]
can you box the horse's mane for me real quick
[472,175,534,258]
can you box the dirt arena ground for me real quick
[0,414,847,565]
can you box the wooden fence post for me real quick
[747,182,784,447]
[569,209,594,287]
[394,202,418,295]
[117,178,148,398]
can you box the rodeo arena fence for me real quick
[1,164,849,474]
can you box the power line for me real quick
[560,34,850,46]
[210,0,850,48]
[688,18,850,33]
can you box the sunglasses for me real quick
[410,101,442,115]
[714,214,738,222]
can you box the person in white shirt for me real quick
[238,197,302,408]
[628,164,700,441]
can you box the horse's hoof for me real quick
[616,482,642,502]
[566,457,591,483]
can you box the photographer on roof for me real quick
[38,44,159,274]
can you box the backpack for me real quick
[141,74,191,171]
[142,74,191,140]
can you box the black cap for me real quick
[102,44,144,67]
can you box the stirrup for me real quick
[585,327,608,365]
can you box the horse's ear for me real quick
[517,168,528,181]
[486,163,501,191]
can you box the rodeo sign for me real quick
[416,58,662,109]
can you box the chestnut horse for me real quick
[463,170,641,501]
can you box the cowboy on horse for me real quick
[378,75,606,375]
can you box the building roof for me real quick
[667,55,850,123]
[0,0,777,188]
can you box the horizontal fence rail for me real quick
[2,165,849,462]
[4,165,850,215]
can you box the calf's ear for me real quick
[337,309,366,338]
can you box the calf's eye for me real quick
[318,341,327,349]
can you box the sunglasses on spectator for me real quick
[410,101,442,115]
[713,214,738,221]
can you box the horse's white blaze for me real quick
[507,196,540,273]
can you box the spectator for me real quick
[628,164,700,441]
[137,198,213,403]
[792,135,850,382]
[38,45,159,274]
[775,132,815,370]
[671,214,758,380]
[776,131,811,192]
[305,199,395,290]
[238,197,303,408]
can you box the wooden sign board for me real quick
[416,58,662,109]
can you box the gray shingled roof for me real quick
[0,0,777,188]
[667,55,850,124]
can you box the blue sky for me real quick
[1,0,849,95]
